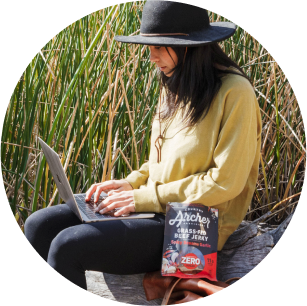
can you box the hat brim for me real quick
[115,22,236,47]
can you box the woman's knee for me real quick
[47,226,84,268]
[25,205,78,239]
[24,208,49,240]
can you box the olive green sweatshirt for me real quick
[125,72,262,251]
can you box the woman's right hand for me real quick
[85,179,133,203]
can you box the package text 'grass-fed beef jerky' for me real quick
[161,203,218,280]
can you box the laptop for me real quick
[38,137,155,222]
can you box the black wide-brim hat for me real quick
[115,0,236,47]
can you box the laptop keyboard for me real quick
[74,194,118,220]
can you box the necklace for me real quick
[154,91,178,163]
[155,94,168,163]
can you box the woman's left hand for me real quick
[95,190,135,216]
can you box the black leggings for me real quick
[24,204,165,289]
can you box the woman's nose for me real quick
[149,47,159,63]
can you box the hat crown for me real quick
[140,1,209,35]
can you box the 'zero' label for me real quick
[181,253,201,269]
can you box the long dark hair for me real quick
[159,43,250,127]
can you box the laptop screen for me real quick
[38,137,82,220]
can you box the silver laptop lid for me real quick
[38,137,82,220]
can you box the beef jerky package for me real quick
[161,203,218,280]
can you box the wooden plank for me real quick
[217,233,274,281]
[269,213,293,245]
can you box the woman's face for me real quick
[149,46,178,77]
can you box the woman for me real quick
[25,1,262,290]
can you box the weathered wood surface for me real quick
[86,212,293,303]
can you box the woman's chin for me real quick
[164,71,173,77]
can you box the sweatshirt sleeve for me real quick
[124,162,149,189]
[133,83,260,213]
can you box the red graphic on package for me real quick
[161,203,218,280]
